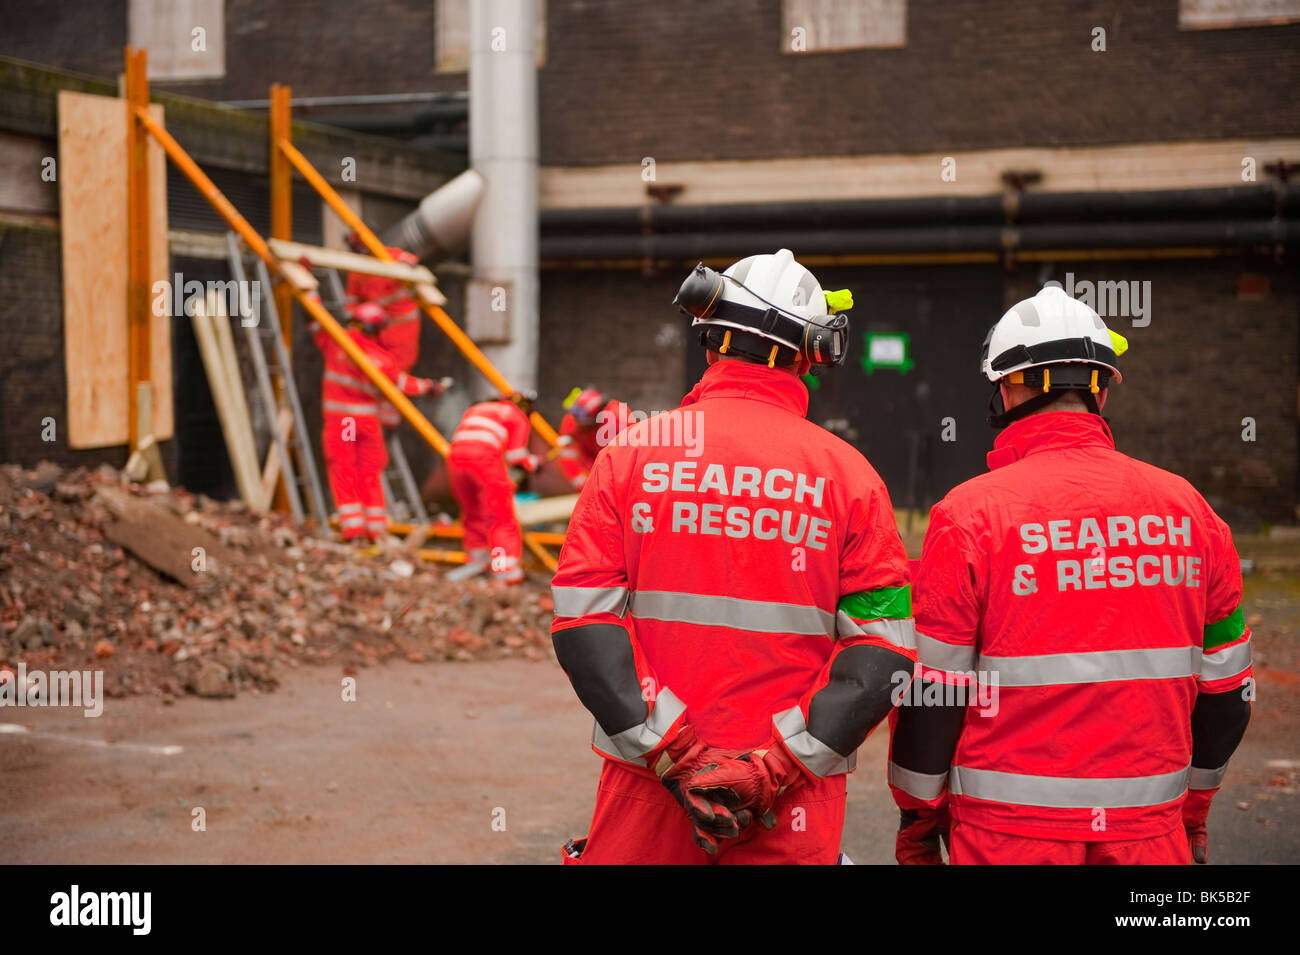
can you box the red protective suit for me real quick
[556,400,629,490]
[448,400,535,583]
[889,412,1252,863]
[551,359,915,864]
[315,324,427,540]
[347,248,421,429]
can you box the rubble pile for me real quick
[0,462,556,701]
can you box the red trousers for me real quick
[323,412,388,540]
[448,445,521,581]
[565,760,847,865]
[950,821,1191,865]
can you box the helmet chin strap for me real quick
[987,384,1101,430]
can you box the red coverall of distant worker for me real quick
[556,388,629,490]
[447,398,539,584]
[346,245,421,429]
[314,311,439,541]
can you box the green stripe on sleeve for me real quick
[1204,606,1246,650]
[839,585,911,622]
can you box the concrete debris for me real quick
[0,462,556,702]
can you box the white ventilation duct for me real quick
[382,169,485,261]
[467,0,539,396]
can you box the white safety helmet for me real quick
[674,249,852,367]
[981,285,1129,429]
[982,285,1123,384]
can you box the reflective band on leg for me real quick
[551,586,629,618]
[1201,637,1252,682]
[631,591,835,636]
[888,760,949,801]
[916,631,977,674]
[978,645,1199,687]
[1188,764,1228,790]
[949,764,1190,809]
[773,705,855,777]
[836,613,916,650]
[591,687,686,763]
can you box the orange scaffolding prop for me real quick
[272,136,560,449]
[129,103,452,459]
[124,47,151,452]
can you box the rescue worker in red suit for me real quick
[344,233,443,429]
[314,305,443,542]
[445,392,541,584]
[555,387,630,490]
[889,285,1253,865]
[551,250,916,864]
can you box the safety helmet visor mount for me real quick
[675,261,849,368]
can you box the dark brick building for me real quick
[1,0,1297,522]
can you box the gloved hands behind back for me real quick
[650,724,755,856]
[682,737,807,831]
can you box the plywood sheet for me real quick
[59,91,172,449]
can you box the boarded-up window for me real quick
[128,0,225,80]
[782,0,907,52]
[436,0,547,72]
[1179,0,1300,29]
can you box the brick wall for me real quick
[5,1,1298,163]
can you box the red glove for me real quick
[683,737,806,830]
[650,724,754,856]
[1184,788,1214,864]
[896,807,949,865]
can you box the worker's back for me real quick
[916,411,1249,840]
[569,360,908,753]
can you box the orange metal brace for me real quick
[273,137,560,449]
[131,108,451,458]
[124,47,151,451]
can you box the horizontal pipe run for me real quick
[541,185,1300,236]
[540,219,1299,261]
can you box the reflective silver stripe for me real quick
[503,447,531,462]
[1201,636,1252,682]
[324,369,376,393]
[948,764,1190,809]
[592,687,687,762]
[773,705,855,777]
[888,760,949,800]
[462,415,509,441]
[916,631,977,674]
[324,400,378,416]
[451,430,504,448]
[374,289,415,307]
[337,503,362,514]
[631,591,835,636]
[551,586,629,618]
[1188,763,1228,790]
[979,646,1199,688]
[836,613,916,650]
[340,516,365,528]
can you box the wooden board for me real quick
[59,91,172,449]
[514,493,579,526]
[267,238,436,284]
[96,487,237,588]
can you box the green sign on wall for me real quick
[860,332,913,375]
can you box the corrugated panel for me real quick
[167,164,322,243]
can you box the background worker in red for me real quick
[344,232,432,429]
[551,249,916,865]
[445,391,540,584]
[554,387,629,490]
[888,285,1253,866]
[313,304,443,542]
